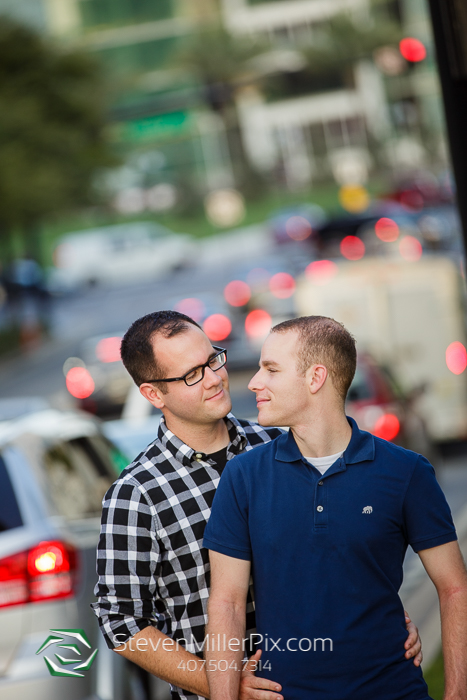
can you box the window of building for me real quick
[79,0,174,30]
[96,36,178,75]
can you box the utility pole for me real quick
[427,0,467,248]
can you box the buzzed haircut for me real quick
[271,316,356,401]
[121,310,201,388]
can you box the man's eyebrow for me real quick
[259,359,280,368]
[184,350,217,374]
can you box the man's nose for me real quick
[248,370,262,392]
[203,366,222,387]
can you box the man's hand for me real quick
[240,650,283,700]
[404,611,423,666]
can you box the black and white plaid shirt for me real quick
[92,413,282,700]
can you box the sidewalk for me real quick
[400,459,467,667]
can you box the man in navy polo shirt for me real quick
[204,316,467,700]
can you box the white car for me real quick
[51,222,195,288]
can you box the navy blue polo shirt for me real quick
[204,418,457,700]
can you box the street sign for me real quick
[115,111,193,143]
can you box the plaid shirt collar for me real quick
[157,412,248,468]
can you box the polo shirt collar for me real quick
[157,413,248,468]
[275,416,375,465]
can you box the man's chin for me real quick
[217,395,232,417]
[256,410,274,427]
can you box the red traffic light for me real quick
[399,38,426,63]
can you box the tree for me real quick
[300,12,401,85]
[0,16,116,266]
[175,24,270,193]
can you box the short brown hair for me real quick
[121,310,201,389]
[271,316,356,401]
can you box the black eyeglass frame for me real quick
[144,346,227,387]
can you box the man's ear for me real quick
[306,364,327,395]
[139,382,166,410]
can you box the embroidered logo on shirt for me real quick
[362,506,373,514]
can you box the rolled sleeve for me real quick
[91,476,161,649]
[403,455,457,553]
[203,457,251,561]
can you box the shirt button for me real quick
[318,481,324,486]
[195,453,203,459]
[317,505,324,512]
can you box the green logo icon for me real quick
[36,629,98,677]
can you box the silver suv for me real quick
[0,408,131,700]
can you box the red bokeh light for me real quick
[446,342,467,375]
[285,216,313,241]
[305,260,338,285]
[269,272,296,298]
[340,236,365,261]
[174,298,206,322]
[399,38,426,63]
[375,218,400,243]
[203,314,232,342]
[373,413,400,441]
[245,310,272,339]
[224,280,251,307]
[399,236,422,261]
[66,367,95,399]
[96,336,122,363]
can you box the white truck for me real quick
[295,255,467,442]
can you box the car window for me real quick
[379,366,404,400]
[43,438,115,520]
[73,434,127,476]
[0,454,23,532]
[346,366,373,402]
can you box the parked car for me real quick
[64,332,132,418]
[313,201,418,257]
[50,221,195,289]
[103,413,162,464]
[0,407,133,700]
[346,354,435,459]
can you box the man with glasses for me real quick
[92,310,422,700]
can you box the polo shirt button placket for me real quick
[314,479,327,529]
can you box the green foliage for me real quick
[423,650,444,700]
[176,24,266,88]
[302,13,402,77]
[0,16,116,235]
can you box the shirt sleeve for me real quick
[403,454,457,552]
[91,477,161,649]
[203,457,252,561]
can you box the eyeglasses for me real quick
[145,347,227,387]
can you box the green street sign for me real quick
[117,111,193,143]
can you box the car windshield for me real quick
[346,366,373,402]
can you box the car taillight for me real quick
[373,413,400,441]
[0,541,76,609]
